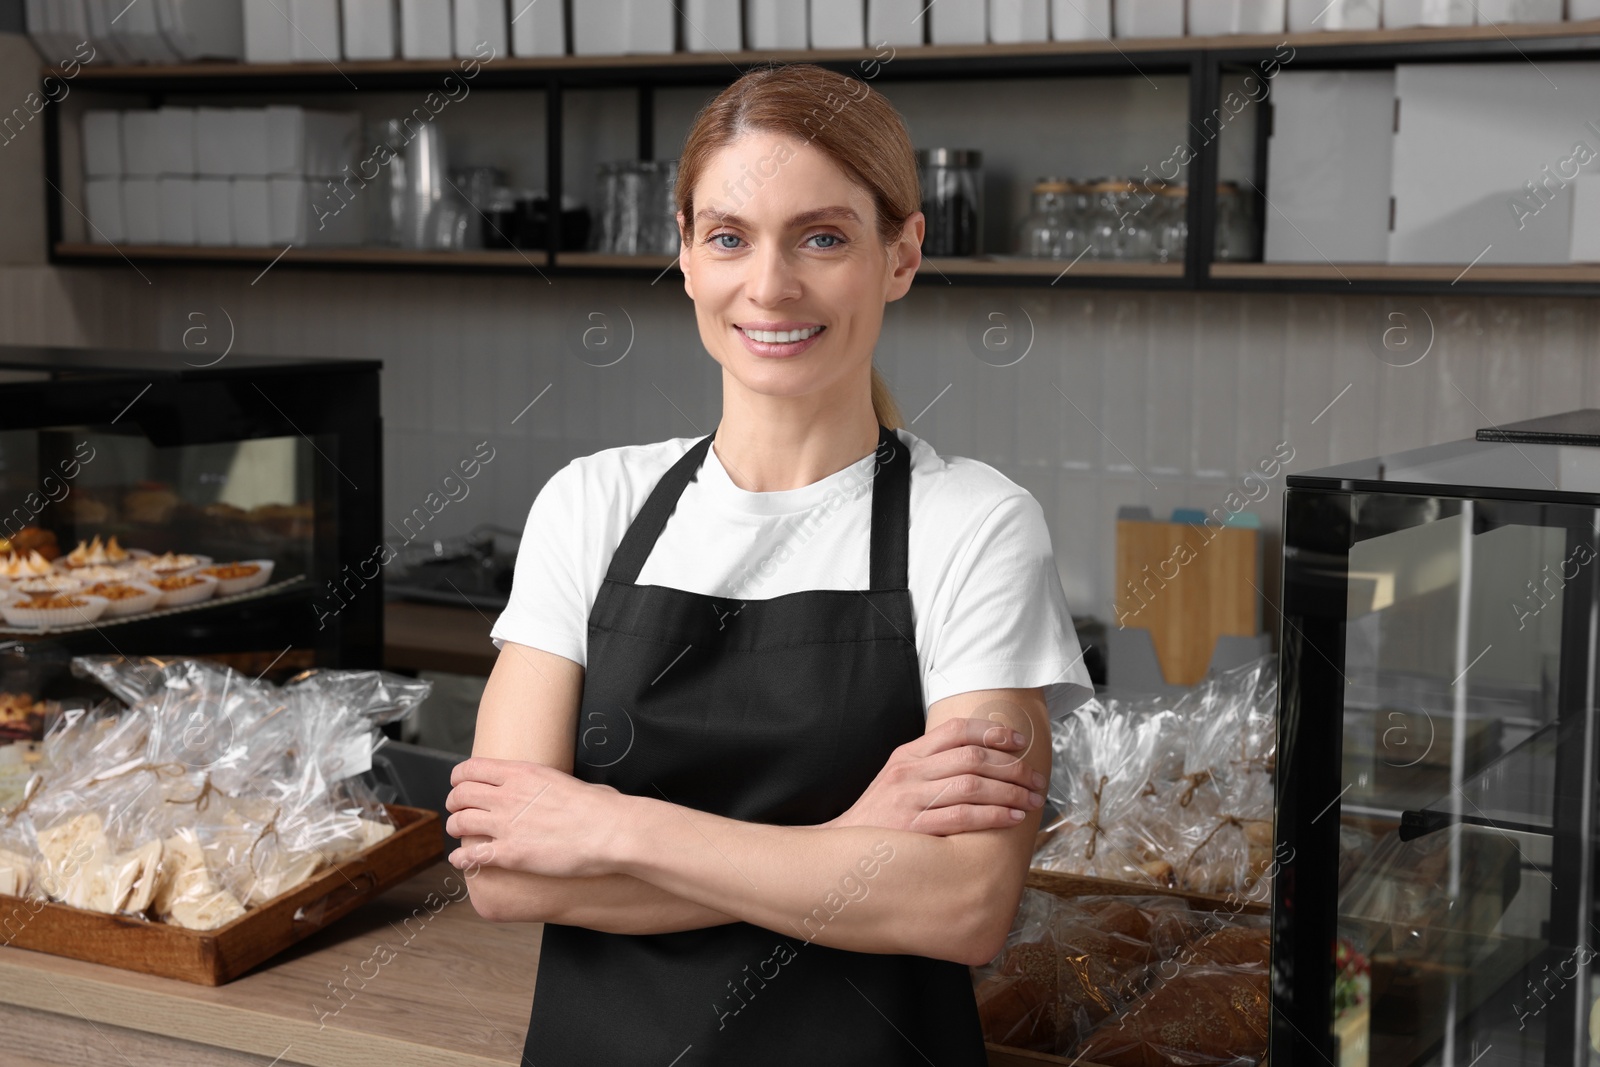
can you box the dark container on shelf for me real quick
[1272,408,1600,1067]
[917,148,982,257]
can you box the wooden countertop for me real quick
[384,600,499,677]
[0,862,539,1067]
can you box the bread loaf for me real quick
[1074,966,1268,1067]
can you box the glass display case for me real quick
[1274,410,1600,1067]
[0,345,381,729]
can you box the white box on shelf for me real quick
[1390,62,1600,265]
[1052,0,1112,39]
[269,177,364,245]
[84,0,136,64]
[931,0,985,42]
[1263,70,1395,263]
[1188,0,1284,34]
[455,0,508,57]
[746,0,808,47]
[231,178,273,245]
[1287,0,1379,29]
[82,110,122,178]
[990,0,1047,40]
[84,177,125,244]
[1476,0,1561,22]
[123,178,162,243]
[867,0,926,44]
[194,178,234,246]
[1574,0,1600,19]
[1570,174,1600,262]
[159,177,197,245]
[194,107,234,176]
[343,0,399,58]
[231,108,272,177]
[157,0,245,60]
[812,0,866,46]
[293,0,342,59]
[573,0,675,53]
[111,0,181,62]
[1382,0,1472,26]
[1114,0,1183,36]
[400,0,453,57]
[265,107,361,178]
[512,0,567,54]
[155,106,197,176]
[684,0,741,51]
[243,0,292,60]
[120,111,164,177]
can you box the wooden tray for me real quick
[0,803,444,985]
[1025,867,1271,917]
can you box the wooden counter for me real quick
[0,862,539,1067]
[384,601,498,677]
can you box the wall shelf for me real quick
[41,21,1600,296]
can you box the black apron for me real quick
[521,424,988,1066]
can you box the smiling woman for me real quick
[450,62,1093,1067]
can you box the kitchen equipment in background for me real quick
[342,0,399,59]
[1151,183,1187,262]
[448,165,503,248]
[1264,70,1394,263]
[483,189,593,250]
[813,0,867,48]
[1383,0,1473,25]
[990,0,1049,42]
[1113,507,1263,688]
[918,148,982,257]
[1287,0,1379,29]
[512,0,568,54]
[684,0,742,51]
[1114,0,1185,36]
[1476,0,1562,21]
[868,0,928,45]
[931,0,987,42]
[574,0,675,54]
[454,0,507,57]
[400,0,453,58]
[746,0,808,47]
[1052,0,1113,39]
[1213,182,1254,261]
[1083,178,1150,260]
[1187,0,1285,34]
[593,160,679,255]
[244,0,339,62]
[370,117,459,249]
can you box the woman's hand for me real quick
[444,756,629,878]
[824,717,1048,836]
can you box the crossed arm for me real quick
[446,640,1052,967]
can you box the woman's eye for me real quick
[808,233,842,249]
[709,233,742,250]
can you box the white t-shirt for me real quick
[489,427,1094,719]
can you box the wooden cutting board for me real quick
[1114,518,1259,686]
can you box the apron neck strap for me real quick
[604,424,911,591]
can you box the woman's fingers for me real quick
[924,773,1044,814]
[909,802,1039,836]
[444,780,496,812]
[929,743,1048,791]
[903,716,1028,760]
[445,808,497,839]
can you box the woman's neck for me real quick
[710,383,882,494]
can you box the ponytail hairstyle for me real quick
[675,63,915,430]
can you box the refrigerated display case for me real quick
[0,344,381,720]
[1274,410,1600,1067]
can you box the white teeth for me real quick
[744,326,822,344]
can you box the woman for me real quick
[444,63,1093,1065]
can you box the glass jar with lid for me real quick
[1214,181,1255,261]
[1015,177,1079,259]
[917,148,983,257]
[1151,182,1188,264]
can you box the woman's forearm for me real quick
[604,797,1015,965]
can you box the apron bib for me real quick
[521,424,987,1066]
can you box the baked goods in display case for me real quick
[0,526,59,561]
[0,655,430,931]
[973,888,1270,1064]
[1032,656,1278,902]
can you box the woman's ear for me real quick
[885,211,924,302]
[678,210,694,299]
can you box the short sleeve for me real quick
[922,491,1094,719]
[489,462,589,666]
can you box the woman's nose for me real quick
[744,245,801,306]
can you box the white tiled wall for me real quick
[4,263,1596,637]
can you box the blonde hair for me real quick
[676,63,915,430]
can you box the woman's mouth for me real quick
[735,324,826,358]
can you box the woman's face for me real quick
[679,131,922,408]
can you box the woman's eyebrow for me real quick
[696,206,863,229]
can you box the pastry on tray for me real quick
[0,549,55,582]
[2,593,109,628]
[1072,964,1269,1067]
[83,581,163,618]
[143,551,212,578]
[61,534,135,569]
[198,559,275,595]
[150,572,218,607]
[0,525,58,560]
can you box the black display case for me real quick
[0,345,382,704]
[1273,410,1600,1067]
